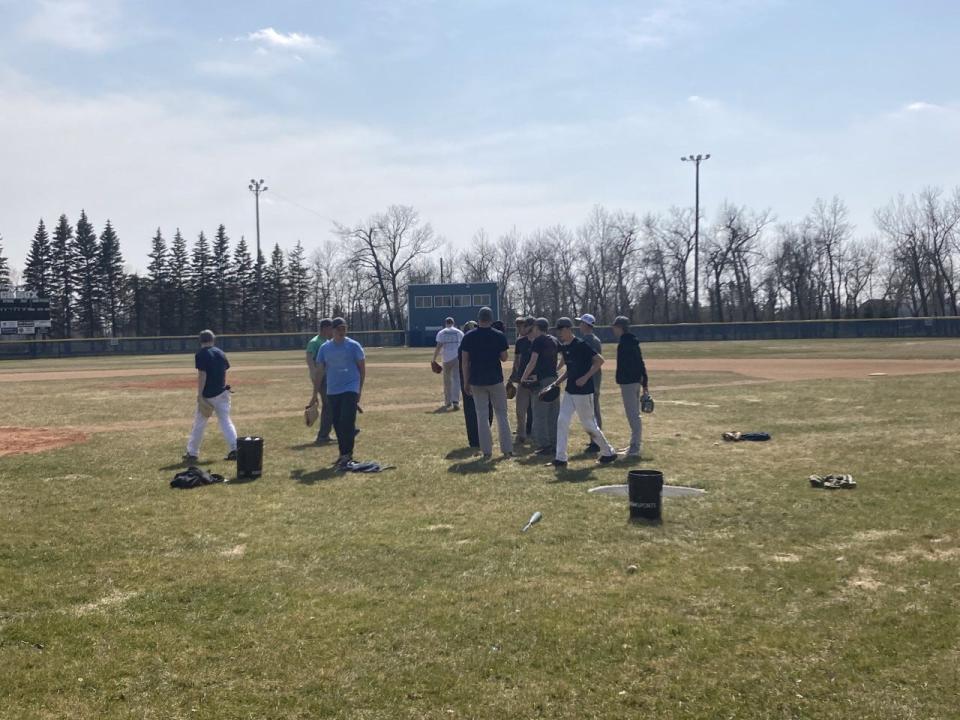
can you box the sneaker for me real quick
[546,459,568,469]
[182,454,199,464]
[514,435,527,445]
[224,450,237,461]
[481,454,493,462]
[535,446,554,456]
[597,453,617,465]
[584,442,601,454]
[315,435,331,445]
[354,428,361,437]
[452,403,460,411]
[335,455,353,470]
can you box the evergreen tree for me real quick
[169,229,190,335]
[286,240,310,332]
[98,220,126,336]
[24,219,54,298]
[50,214,75,337]
[128,273,146,337]
[254,247,267,332]
[211,224,232,333]
[146,228,168,335]
[73,210,102,337]
[190,230,214,331]
[0,235,9,291]
[264,243,287,332]
[232,236,254,333]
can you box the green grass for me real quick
[1,341,959,718]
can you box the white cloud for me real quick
[20,0,120,52]
[904,101,941,113]
[687,94,721,110]
[244,27,335,55]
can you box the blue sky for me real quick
[1,0,958,272]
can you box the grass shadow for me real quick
[291,467,341,484]
[547,468,595,484]
[289,442,322,451]
[159,461,215,471]
[447,459,496,475]
[446,447,480,460]
[226,474,260,485]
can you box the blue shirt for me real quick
[195,346,230,398]
[316,337,365,395]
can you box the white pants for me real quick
[556,391,614,462]
[187,390,238,456]
[442,358,461,405]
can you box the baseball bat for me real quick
[521,511,542,532]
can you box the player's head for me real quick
[445,317,455,328]
[492,320,505,333]
[576,313,596,334]
[515,316,527,333]
[524,316,536,336]
[463,320,478,332]
[199,329,216,346]
[477,307,494,327]
[532,317,548,337]
[319,318,334,339]
[331,317,347,339]
[554,317,574,343]
[612,316,630,338]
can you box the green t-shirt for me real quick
[306,335,326,357]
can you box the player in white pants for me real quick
[542,317,616,468]
[184,330,238,462]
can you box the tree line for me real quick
[2,187,958,338]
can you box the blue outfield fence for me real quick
[2,317,960,359]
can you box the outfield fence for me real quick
[2,317,960,359]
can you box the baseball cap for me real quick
[445,317,455,325]
[613,316,631,329]
[534,317,549,332]
[319,318,333,329]
[575,313,596,327]
[555,317,574,330]
[477,307,494,323]
[331,317,346,329]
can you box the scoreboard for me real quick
[0,292,52,336]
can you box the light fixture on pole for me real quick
[680,154,710,318]
[248,178,268,328]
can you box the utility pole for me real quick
[680,154,710,319]
[248,178,268,329]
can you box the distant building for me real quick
[407,282,499,346]
[0,291,51,341]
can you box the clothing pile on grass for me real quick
[722,431,771,442]
[171,466,225,489]
[809,474,856,489]
[337,460,395,473]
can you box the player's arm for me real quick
[433,342,443,363]
[551,369,568,389]
[520,352,539,383]
[461,351,472,395]
[357,358,365,400]
[197,370,206,398]
[576,354,604,387]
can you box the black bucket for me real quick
[237,436,263,478]
[627,469,663,523]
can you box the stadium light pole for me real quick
[248,178,268,329]
[680,154,710,319]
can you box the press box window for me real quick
[453,295,472,307]
[434,296,452,308]
[415,296,433,309]
[473,294,491,306]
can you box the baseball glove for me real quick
[304,402,319,427]
[505,381,517,400]
[539,384,560,403]
[431,360,443,374]
[641,393,655,414]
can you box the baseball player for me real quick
[510,316,535,444]
[542,317,616,469]
[315,317,366,469]
[612,316,649,457]
[520,317,560,456]
[307,318,335,443]
[184,329,238,463]
[576,313,603,452]
[460,307,513,460]
[433,317,463,410]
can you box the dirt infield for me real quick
[0,426,89,457]
[3,357,959,384]
[120,377,272,390]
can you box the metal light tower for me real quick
[680,154,710,318]
[248,178,268,328]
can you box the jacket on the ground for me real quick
[615,332,648,386]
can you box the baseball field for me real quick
[2,338,959,719]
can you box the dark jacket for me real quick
[616,332,648,386]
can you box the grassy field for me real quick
[2,340,959,719]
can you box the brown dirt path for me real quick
[2,358,960,384]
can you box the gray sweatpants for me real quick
[442,358,461,406]
[531,375,559,449]
[515,384,533,440]
[619,382,643,455]
[471,383,513,456]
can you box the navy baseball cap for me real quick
[555,317,574,330]
[331,317,346,329]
